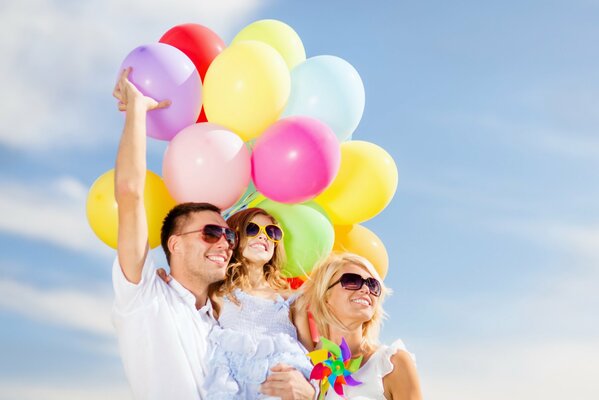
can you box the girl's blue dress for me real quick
[204,289,312,399]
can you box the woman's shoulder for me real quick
[377,339,416,377]
[381,340,422,399]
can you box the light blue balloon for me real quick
[283,55,365,142]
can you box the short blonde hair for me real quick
[297,252,390,352]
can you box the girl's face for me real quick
[241,214,278,266]
[326,262,378,325]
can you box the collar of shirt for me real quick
[166,277,217,321]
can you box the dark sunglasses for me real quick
[327,273,382,297]
[176,224,237,249]
[245,222,284,242]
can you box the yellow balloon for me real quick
[232,19,306,70]
[86,169,176,249]
[315,141,398,225]
[203,41,290,141]
[333,225,389,279]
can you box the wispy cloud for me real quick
[0,176,111,255]
[0,381,130,400]
[422,338,599,400]
[487,217,599,263]
[0,0,267,151]
[0,277,113,337]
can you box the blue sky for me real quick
[1,0,598,399]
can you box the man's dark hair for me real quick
[161,202,222,265]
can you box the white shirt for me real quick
[323,339,415,400]
[112,256,217,400]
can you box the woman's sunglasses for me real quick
[327,272,382,297]
[176,224,237,249]
[245,222,284,242]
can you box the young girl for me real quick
[203,207,313,399]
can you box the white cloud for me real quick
[0,176,111,255]
[422,338,599,400]
[0,0,268,151]
[0,278,113,337]
[487,218,599,263]
[0,381,130,400]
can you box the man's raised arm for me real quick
[113,68,170,283]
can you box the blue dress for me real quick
[204,289,312,399]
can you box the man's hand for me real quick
[112,67,171,112]
[260,364,315,400]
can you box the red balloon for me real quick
[286,277,306,290]
[160,24,226,122]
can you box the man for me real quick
[112,68,315,399]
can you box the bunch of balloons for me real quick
[87,20,398,282]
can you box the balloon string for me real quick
[223,190,258,219]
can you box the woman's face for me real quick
[326,262,378,325]
[241,214,278,266]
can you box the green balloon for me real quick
[257,199,334,277]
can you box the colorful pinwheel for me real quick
[307,337,362,399]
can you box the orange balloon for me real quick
[333,224,389,279]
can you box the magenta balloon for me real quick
[162,123,251,209]
[252,116,340,203]
[119,43,201,141]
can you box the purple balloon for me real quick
[119,43,201,141]
[252,116,340,203]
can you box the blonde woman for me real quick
[297,253,422,400]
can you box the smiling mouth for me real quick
[207,255,227,264]
[250,243,268,252]
[351,298,371,306]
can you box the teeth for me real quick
[207,255,225,262]
[352,299,370,306]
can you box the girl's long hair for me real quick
[215,208,289,301]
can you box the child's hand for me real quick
[156,268,172,283]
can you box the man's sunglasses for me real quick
[245,222,284,242]
[176,224,237,249]
[327,272,382,297]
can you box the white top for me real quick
[323,339,415,400]
[112,256,217,400]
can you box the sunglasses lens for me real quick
[202,224,224,243]
[340,273,363,290]
[366,278,381,296]
[202,225,236,249]
[245,222,260,237]
[265,225,283,241]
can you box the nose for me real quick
[214,233,230,250]
[357,282,369,294]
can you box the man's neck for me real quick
[170,270,211,310]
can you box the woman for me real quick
[297,252,422,400]
[203,207,313,399]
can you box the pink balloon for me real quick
[252,116,340,203]
[163,123,251,209]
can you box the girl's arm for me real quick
[383,350,423,400]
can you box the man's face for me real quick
[172,211,233,284]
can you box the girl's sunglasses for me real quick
[245,222,284,242]
[176,224,237,249]
[327,272,382,297]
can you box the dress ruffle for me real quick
[204,295,312,399]
[379,338,416,379]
